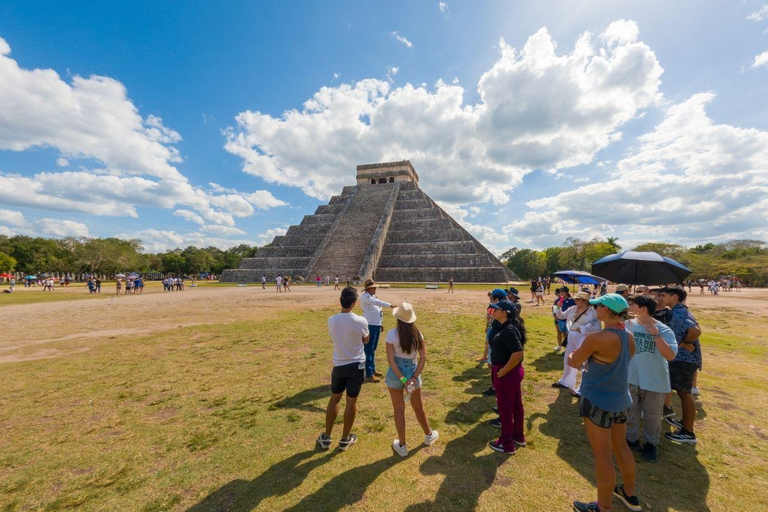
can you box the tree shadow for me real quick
[270,385,330,413]
[526,349,566,375]
[528,391,711,512]
[183,449,334,512]
[282,448,420,512]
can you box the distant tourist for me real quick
[87,279,96,293]
[275,274,283,293]
[625,294,678,462]
[535,280,545,306]
[487,299,527,454]
[283,275,290,292]
[317,287,369,451]
[116,279,122,295]
[384,301,438,456]
[334,275,340,290]
[95,278,101,293]
[615,284,630,298]
[529,279,537,302]
[125,278,133,295]
[326,275,330,286]
[360,279,396,383]
[261,274,266,289]
[553,287,574,354]
[659,287,702,444]
[447,275,454,293]
[568,294,639,512]
[316,275,322,287]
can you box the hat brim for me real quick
[392,306,417,323]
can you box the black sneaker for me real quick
[492,406,499,413]
[664,417,683,429]
[316,433,331,450]
[573,501,601,512]
[482,387,496,396]
[338,433,358,451]
[488,418,501,428]
[613,485,642,511]
[626,438,641,452]
[642,442,658,462]
[665,429,697,444]
[662,405,676,418]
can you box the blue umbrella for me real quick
[552,270,606,285]
[592,251,691,285]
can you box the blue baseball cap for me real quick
[589,293,629,313]
[491,288,507,300]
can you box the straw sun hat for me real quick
[393,301,417,323]
[574,291,591,301]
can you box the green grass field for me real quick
[0,295,765,511]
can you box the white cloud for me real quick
[391,31,414,48]
[121,228,257,253]
[333,72,340,80]
[200,224,247,236]
[256,227,287,245]
[752,51,768,68]
[748,5,768,21]
[439,2,447,13]
[0,36,287,235]
[386,65,399,82]
[0,208,27,227]
[36,218,90,237]
[505,93,768,248]
[225,20,662,208]
[174,209,204,224]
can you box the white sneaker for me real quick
[691,386,700,396]
[392,439,408,457]
[553,346,562,353]
[425,430,439,446]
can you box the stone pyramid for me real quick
[220,161,518,283]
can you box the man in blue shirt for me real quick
[659,287,702,444]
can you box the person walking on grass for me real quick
[385,301,439,456]
[552,291,600,396]
[658,287,702,444]
[625,294,677,462]
[568,294,640,512]
[317,287,370,451]
[487,299,527,454]
[360,279,396,383]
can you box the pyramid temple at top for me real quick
[220,161,518,283]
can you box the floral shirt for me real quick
[669,303,702,369]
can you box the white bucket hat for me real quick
[393,301,417,323]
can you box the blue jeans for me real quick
[364,325,382,377]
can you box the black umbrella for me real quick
[591,251,692,285]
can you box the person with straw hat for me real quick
[552,291,600,395]
[360,278,396,383]
[385,301,438,456]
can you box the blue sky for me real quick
[1,1,767,253]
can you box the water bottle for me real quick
[404,381,415,403]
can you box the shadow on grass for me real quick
[183,449,334,512]
[271,385,331,413]
[405,365,508,511]
[283,448,420,512]
[528,390,711,512]
[526,347,567,376]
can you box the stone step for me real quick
[388,218,453,231]
[396,189,425,200]
[257,246,316,258]
[394,198,431,210]
[315,204,344,215]
[374,266,514,283]
[378,254,492,268]
[379,241,477,255]
[285,224,333,237]
[271,235,328,248]
[239,256,312,270]
[300,214,337,226]
[219,269,309,282]
[391,208,441,221]
[387,229,465,243]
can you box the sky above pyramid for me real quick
[1,1,767,254]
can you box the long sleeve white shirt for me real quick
[360,291,391,327]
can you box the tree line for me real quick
[502,238,768,285]
[0,236,258,277]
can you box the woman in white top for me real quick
[385,301,439,456]
[552,291,601,394]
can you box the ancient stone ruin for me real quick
[220,161,518,283]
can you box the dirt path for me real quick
[2,284,766,363]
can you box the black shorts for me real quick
[579,396,628,429]
[669,361,698,393]
[331,362,365,398]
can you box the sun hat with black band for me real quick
[363,278,376,290]
[589,293,629,313]
[507,287,520,299]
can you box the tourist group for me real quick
[317,279,702,512]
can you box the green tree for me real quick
[507,249,546,280]
[0,252,17,273]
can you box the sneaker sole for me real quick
[317,441,330,450]
[667,436,697,445]
[338,436,357,451]
[613,489,642,512]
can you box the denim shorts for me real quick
[385,356,422,389]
